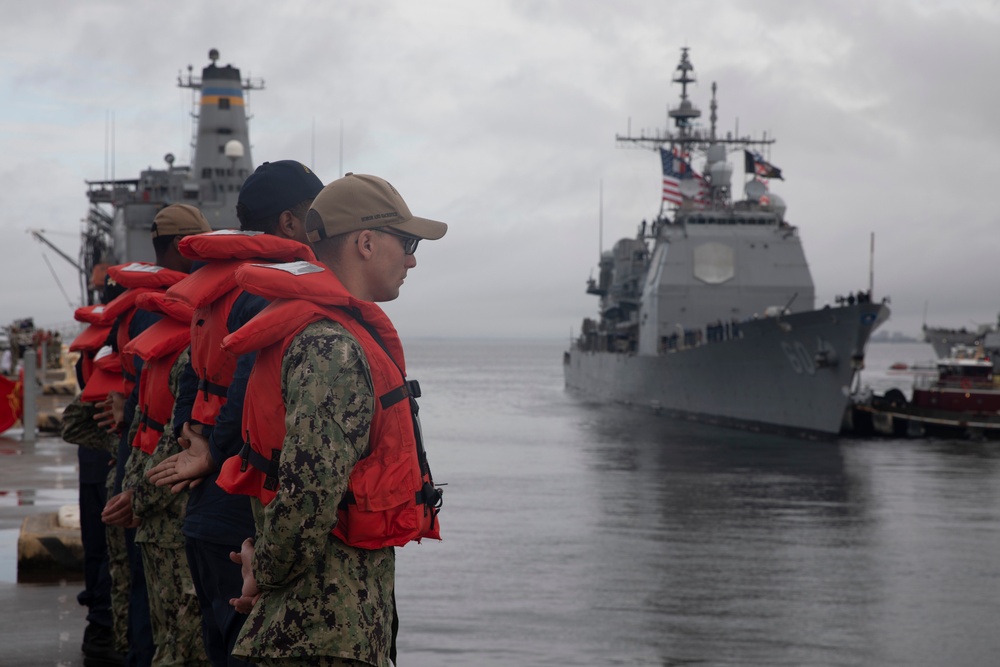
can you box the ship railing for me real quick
[659,319,744,354]
[85,207,114,235]
[579,316,751,355]
[87,179,141,204]
[915,374,994,391]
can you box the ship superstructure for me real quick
[79,49,262,305]
[565,48,888,438]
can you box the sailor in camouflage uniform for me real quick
[100,205,213,666]
[226,174,447,666]
[62,395,128,664]
[123,348,210,666]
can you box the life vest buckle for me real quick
[417,480,443,509]
[239,440,250,473]
[262,448,281,491]
[406,380,421,399]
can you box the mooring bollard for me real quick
[22,347,37,443]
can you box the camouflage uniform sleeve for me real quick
[132,349,190,521]
[61,396,117,454]
[121,404,144,493]
[251,321,374,590]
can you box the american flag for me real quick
[660,148,706,205]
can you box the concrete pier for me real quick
[1,428,89,666]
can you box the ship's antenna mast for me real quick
[599,179,604,257]
[104,111,109,181]
[709,82,718,142]
[181,63,198,163]
[869,232,875,296]
[669,47,699,138]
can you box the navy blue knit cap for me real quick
[237,160,324,222]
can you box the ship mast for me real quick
[615,48,775,214]
[667,47,700,140]
[178,48,264,199]
[76,50,265,306]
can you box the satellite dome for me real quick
[709,161,732,188]
[745,180,767,201]
[224,140,245,159]
[768,193,787,221]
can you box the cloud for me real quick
[1,0,998,340]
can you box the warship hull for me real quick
[922,327,984,359]
[565,302,887,438]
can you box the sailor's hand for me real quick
[94,392,125,434]
[101,489,140,528]
[229,538,261,614]
[146,422,213,492]
[109,391,125,426]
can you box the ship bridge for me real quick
[636,214,814,355]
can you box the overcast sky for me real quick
[1,0,998,341]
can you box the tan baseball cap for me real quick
[150,204,212,238]
[305,173,448,243]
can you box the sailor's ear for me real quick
[276,210,299,239]
[355,229,375,257]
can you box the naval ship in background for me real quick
[922,317,998,359]
[77,49,261,305]
[564,48,889,439]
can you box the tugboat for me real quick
[563,48,889,439]
[850,345,1000,439]
[78,48,262,305]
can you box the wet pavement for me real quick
[0,580,88,666]
[1,427,90,666]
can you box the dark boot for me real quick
[82,622,125,667]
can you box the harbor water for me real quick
[3,339,1000,666]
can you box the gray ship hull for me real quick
[922,327,984,359]
[565,302,887,438]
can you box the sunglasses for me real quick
[376,227,420,255]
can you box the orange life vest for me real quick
[164,231,316,427]
[216,260,441,549]
[80,347,125,404]
[122,292,194,455]
[105,263,189,396]
[71,305,113,385]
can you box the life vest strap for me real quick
[379,380,421,410]
[239,440,281,491]
[336,479,442,512]
[197,377,229,400]
[138,410,165,434]
[338,490,355,511]
[419,481,443,532]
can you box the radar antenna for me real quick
[615,48,778,213]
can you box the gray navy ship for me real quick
[564,48,889,439]
[922,319,997,359]
[78,49,261,305]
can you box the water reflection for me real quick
[576,401,1000,666]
